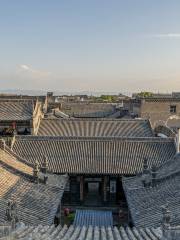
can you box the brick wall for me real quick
[140,99,180,128]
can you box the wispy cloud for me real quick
[20,64,31,71]
[145,33,180,38]
[18,64,51,78]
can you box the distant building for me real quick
[56,94,89,103]
[132,96,180,129]
[59,102,118,118]
[0,99,43,135]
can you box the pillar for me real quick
[80,176,84,203]
[103,176,108,202]
[176,128,180,153]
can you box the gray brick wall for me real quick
[140,99,180,128]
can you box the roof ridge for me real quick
[4,145,34,168]
[15,135,175,142]
[0,158,33,180]
[41,118,150,122]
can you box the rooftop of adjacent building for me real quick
[37,118,154,137]
[11,135,176,175]
[0,141,68,225]
[123,152,180,228]
[1,206,180,239]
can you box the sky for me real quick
[0,0,180,93]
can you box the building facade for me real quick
[132,97,180,129]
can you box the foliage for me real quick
[99,95,118,102]
[67,213,75,223]
[90,94,122,102]
[137,92,154,98]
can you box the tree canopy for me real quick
[137,92,154,98]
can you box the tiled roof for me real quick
[12,136,176,175]
[155,153,180,179]
[154,125,175,138]
[123,154,180,228]
[0,100,33,121]
[4,224,162,239]
[54,109,70,118]
[37,119,154,137]
[123,153,180,189]
[0,166,67,226]
[74,210,113,227]
[0,145,67,225]
[142,97,180,102]
[0,147,33,177]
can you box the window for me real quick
[170,105,176,113]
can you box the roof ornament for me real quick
[143,158,149,174]
[151,164,157,187]
[6,200,19,229]
[142,158,151,187]
[162,204,172,239]
[0,139,5,150]
[41,155,48,174]
[33,160,39,183]
[162,204,171,226]
[43,175,48,184]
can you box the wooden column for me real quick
[80,176,84,203]
[103,176,108,202]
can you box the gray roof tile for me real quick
[123,154,180,228]
[0,145,67,225]
[37,119,154,137]
[0,100,33,121]
[12,136,176,175]
[4,224,162,239]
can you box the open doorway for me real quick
[84,180,102,206]
[88,182,99,193]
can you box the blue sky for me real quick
[0,0,180,93]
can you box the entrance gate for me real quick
[84,178,102,206]
[66,175,124,206]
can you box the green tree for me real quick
[137,92,154,98]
